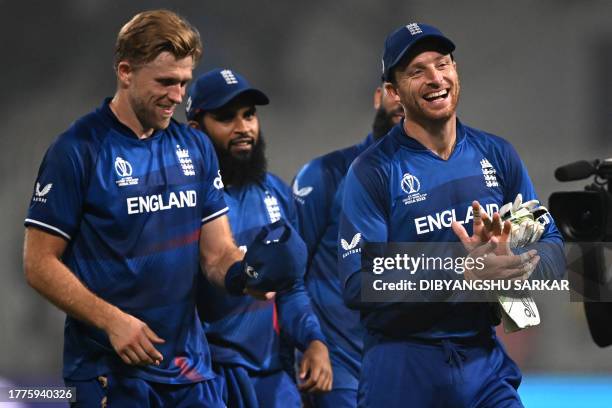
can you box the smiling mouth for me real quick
[229,138,254,149]
[158,105,175,115]
[423,89,449,102]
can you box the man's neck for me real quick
[110,92,154,139]
[403,115,457,160]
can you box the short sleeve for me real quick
[197,132,228,224]
[25,134,89,240]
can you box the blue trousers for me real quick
[358,336,523,408]
[66,373,226,407]
[306,388,357,408]
[215,364,301,408]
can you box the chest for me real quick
[225,186,287,245]
[86,136,207,221]
[387,149,505,240]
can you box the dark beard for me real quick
[214,133,268,188]
[372,106,398,140]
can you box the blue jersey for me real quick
[338,120,565,340]
[196,173,325,373]
[292,134,375,390]
[25,99,228,383]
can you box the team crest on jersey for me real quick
[480,158,499,188]
[341,233,362,258]
[176,145,195,176]
[264,192,282,222]
[292,180,313,204]
[32,181,53,203]
[115,157,139,187]
[401,172,427,205]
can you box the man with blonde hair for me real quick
[24,10,303,406]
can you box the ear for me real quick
[116,61,134,88]
[373,87,383,110]
[384,82,400,103]
[187,120,200,130]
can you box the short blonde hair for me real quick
[114,9,202,69]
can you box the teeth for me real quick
[424,90,448,99]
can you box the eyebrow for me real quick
[409,54,451,68]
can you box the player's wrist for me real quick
[224,260,248,296]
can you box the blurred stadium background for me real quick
[0,1,610,406]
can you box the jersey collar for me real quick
[391,118,466,152]
[98,97,167,141]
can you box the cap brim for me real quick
[207,88,270,111]
[386,34,455,80]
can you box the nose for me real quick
[234,117,249,134]
[425,67,444,87]
[167,84,184,104]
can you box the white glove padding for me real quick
[498,294,541,333]
[499,193,549,248]
[497,193,547,332]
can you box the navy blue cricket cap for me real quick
[381,23,455,82]
[186,68,269,120]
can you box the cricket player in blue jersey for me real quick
[186,68,333,408]
[338,23,566,407]
[292,86,403,407]
[23,10,305,407]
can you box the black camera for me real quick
[550,158,612,347]
[549,158,612,242]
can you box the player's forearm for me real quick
[24,254,121,332]
[200,244,244,289]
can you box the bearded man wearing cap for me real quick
[337,23,566,407]
[186,68,333,408]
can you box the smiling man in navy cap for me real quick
[337,23,566,407]
[186,68,332,408]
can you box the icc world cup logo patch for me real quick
[401,172,421,194]
[115,157,133,177]
[401,172,427,205]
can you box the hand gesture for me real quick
[106,311,165,366]
[298,340,333,393]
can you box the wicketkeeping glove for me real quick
[499,193,550,248]
[497,193,549,332]
[225,220,307,295]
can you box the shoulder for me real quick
[169,120,214,149]
[350,136,395,178]
[295,139,372,186]
[462,124,517,156]
[46,109,108,163]
[265,173,291,196]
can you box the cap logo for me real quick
[406,23,422,35]
[220,69,238,85]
